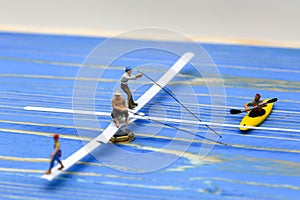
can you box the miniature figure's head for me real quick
[125,66,132,74]
[53,134,59,141]
[254,93,261,101]
[114,90,121,99]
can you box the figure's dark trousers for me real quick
[121,83,135,109]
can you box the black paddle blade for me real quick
[267,98,278,104]
[230,109,242,114]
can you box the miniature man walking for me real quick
[45,134,64,174]
[120,67,143,109]
[111,90,131,128]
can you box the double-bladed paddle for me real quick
[230,98,278,115]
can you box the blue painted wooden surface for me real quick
[0,32,299,200]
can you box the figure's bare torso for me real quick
[112,96,126,109]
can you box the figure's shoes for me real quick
[133,102,138,106]
[129,106,136,109]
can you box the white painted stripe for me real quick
[41,131,110,181]
[21,102,300,117]
[24,106,111,117]
[24,106,300,133]
[37,52,193,181]
[133,52,194,111]
[21,103,300,117]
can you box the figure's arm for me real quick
[112,99,125,111]
[258,100,265,108]
[51,144,59,158]
[124,74,137,81]
[122,98,127,109]
[135,73,143,78]
[111,99,120,110]
[122,98,126,107]
[244,102,251,111]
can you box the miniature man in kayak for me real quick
[45,134,64,174]
[244,93,266,117]
[120,67,143,109]
[111,90,131,128]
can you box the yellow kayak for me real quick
[240,99,274,131]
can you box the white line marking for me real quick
[24,106,111,117]
[24,106,300,133]
[35,52,194,181]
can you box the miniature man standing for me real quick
[45,134,64,174]
[120,67,143,109]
